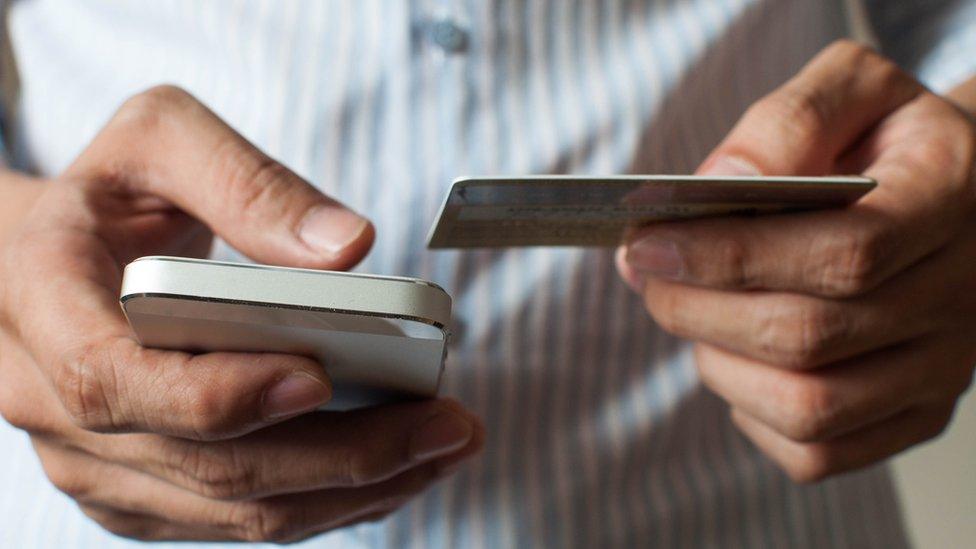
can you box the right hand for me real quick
[0,86,484,542]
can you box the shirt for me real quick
[1,1,974,547]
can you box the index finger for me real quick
[85,399,483,501]
[63,85,374,271]
[623,43,975,297]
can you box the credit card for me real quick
[426,175,875,248]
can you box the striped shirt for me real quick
[2,1,974,547]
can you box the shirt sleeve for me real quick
[864,0,976,93]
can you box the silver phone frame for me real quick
[119,256,453,407]
[120,256,451,330]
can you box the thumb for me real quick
[64,85,374,270]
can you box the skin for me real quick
[0,40,973,541]
[0,86,484,542]
[619,40,976,482]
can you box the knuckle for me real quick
[53,344,122,432]
[912,135,969,185]
[0,395,29,431]
[0,383,41,434]
[213,146,296,215]
[49,472,93,502]
[780,379,841,442]
[816,227,890,297]
[823,40,913,91]
[233,502,300,543]
[824,40,883,71]
[752,87,830,152]
[0,336,62,436]
[758,301,842,368]
[871,54,909,87]
[925,139,961,175]
[182,382,237,441]
[40,455,93,502]
[824,38,874,60]
[904,131,957,169]
[114,84,194,132]
[175,443,257,500]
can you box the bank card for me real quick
[426,175,875,248]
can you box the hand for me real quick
[0,86,484,542]
[618,41,976,482]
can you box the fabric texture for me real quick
[2,0,971,547]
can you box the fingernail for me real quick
[627,237,685,279]
[410,411,474,462]
[700,155,762,176]
[298,205,370,257]
[615,246,645,292]
[262,372,331,420]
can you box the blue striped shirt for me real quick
[1,1,974,547]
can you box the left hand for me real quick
[617,40,976,482]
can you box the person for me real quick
[0,1,974,547]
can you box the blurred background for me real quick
[893,388,975,548]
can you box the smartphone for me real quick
[119,256,452,410]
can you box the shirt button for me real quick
[449,317,467,346]
[428,19,469,53]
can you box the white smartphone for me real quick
[119,256,452,410]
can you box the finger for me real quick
[731,404,954,483]
[615,246,644,293]
[63,85,373,270]
[56,339,334,439]
[696,342,918,443]
[705,40,924,176]
[79,504,226,542]
[640,277,929,370]
[90,399,483,500]
[35,438,468,544]
[3,347,484,498]
[640,220,976,367]
[623,43,976,297]
[0,329,68,435]
[237,462,450,544]
[4,227,339,439]
[697,332,975,443]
